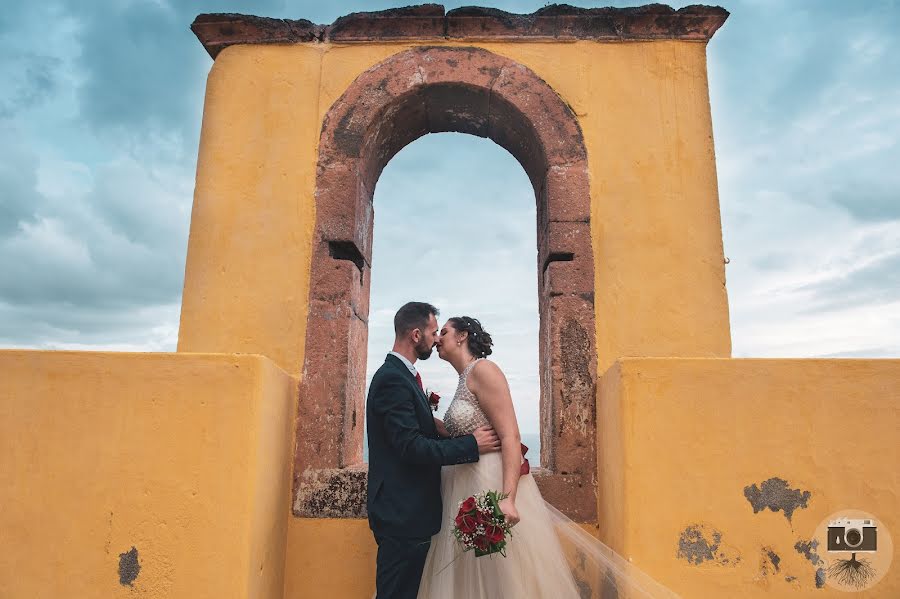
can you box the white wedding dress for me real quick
[417,358,680,599]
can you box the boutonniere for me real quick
[425,388,441,412]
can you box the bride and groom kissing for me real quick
[366,302,604,598]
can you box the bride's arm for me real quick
[433,417,451,438]
[468,360,522,524]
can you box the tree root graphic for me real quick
[827,553,876,590]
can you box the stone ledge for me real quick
[192,3,729,58]
[292,465,596,521]
[294,465,368,518]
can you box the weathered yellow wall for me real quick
[175,38,732,597]
[280,517,604,598]
[598,358,900,597]
[0,351,296,598]
[284,519,376,598]
[178,40,731,377]
[178,46,322,373]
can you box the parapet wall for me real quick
[599,358,900,597]
[0,351,296,598]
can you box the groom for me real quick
[367,301,500,599]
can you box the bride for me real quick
[417,316,679,599]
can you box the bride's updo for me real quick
[448,316,493,358]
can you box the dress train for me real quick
[417,452,680,599]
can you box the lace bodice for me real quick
[443,358,491,437]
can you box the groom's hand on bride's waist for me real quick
[473,426,501,454]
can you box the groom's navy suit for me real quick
[367,353,479,599]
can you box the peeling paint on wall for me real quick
[766,549,781,571]
[794,538,828,589]
[816,567,827,588]
[795,538,823,566]
[756,546,794,585]
[676,524,741,566]
[118,546,140,586]
[600,571,619,599]
[758,547,781,577]
[743,477,811,522]
[572,576,591,599]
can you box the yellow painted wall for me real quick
[0,351,296,599]
[175,38,733,598]
[178,40,731,377]
[284,519,376,598]
[598,358,900,597]
[280,517,601,598]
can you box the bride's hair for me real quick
[448,316,493,358]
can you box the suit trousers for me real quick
[374,533,432,599]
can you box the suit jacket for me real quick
[366,353,479,538]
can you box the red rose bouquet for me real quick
[452,490,514,557]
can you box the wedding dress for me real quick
[417,358,680,599]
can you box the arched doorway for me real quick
[295,46,597,520]
[363,132,541,463]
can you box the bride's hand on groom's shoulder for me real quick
[499,497,520,526]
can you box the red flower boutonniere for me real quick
[425,388,441,412]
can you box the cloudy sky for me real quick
[2,1,898,436]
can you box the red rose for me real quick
[427,391,440,412]
[460,497,476,513]
[486,525,505,545]
[474,536,489,552]
[520,443,530,476]
[475,509,491,526]
[455,514,477,534]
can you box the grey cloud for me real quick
[0,53,61,118]
[0,300,179,350]
[751,252,794,272]
[0,213,185,309]
[0,1,40,34]
[827,180,900,222]
[0,3,81,122]
[74,1,207,139]
[69,0,405,140]
[0,132,41,234]
[818,346,900,358]
[712,2,900,208]
[84,160,190,247]
[0,300,169,339]
[0,146,190,349]
[713,1,900,130]
[800,251,900,313]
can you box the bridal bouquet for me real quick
[452,490,514,557]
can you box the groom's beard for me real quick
[415,339,434,360]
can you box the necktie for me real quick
[414,372,424,392]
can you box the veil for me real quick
[545,501,681,599]
[417,448,682,599]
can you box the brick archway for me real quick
[295,46,597,520]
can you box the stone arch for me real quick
[295,46,597,520]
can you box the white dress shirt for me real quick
[388,351,418,377]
